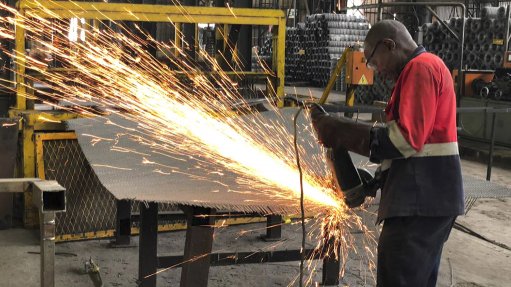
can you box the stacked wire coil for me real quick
[423,6,507,70]
[285,25,307,82]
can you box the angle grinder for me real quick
[286,96,380,208]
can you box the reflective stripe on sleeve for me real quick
[387,120,416,158]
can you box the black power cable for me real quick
[293,107,306,287]
[291,100,329,286]
[453,222,511,251]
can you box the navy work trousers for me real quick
[377,216,456,287]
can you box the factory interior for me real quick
[0,0,510,286]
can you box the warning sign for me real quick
[358,74,369,85]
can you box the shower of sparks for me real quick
[225,3,237,18]
[0,1,375,284]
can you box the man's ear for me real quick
[382,38,396,50]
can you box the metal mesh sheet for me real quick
[66,108,326,215]
[463,175,511,199]
[463,175,511,212]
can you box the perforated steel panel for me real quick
[463,175,511,213]
[66,109,328,215]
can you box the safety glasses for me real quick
[366,40,383,70]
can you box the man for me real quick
[311,20,464,287]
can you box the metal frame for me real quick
[10,111,81,227]
[179,206,215,287]
[138,205,340,287]
[261,214,283,241]
[15,0,286,106]
[139,202,159,287]
[31,180,66,287]
[457,106,511,180]
[111,199,133,246]
[0,178,66,287]
[35,132,77,182]
[159,248,320,266]
[34,132,271,241]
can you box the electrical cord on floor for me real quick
[293,107,306,287]
[453,222,511,251]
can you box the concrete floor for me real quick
[1,87,510,286]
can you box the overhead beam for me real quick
[20,1,285,25]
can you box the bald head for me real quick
[365,20,416,51]
[363,20,418,80]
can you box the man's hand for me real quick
[309,104,340,148]
[309,104,373,156]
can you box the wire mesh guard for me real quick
[42,138,116,237]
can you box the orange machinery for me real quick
[319,47,374,112]
[454,50,511,99]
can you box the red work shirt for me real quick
[370,48,464,222]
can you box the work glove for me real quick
[309,104,340,148]
[310,104,373,156]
